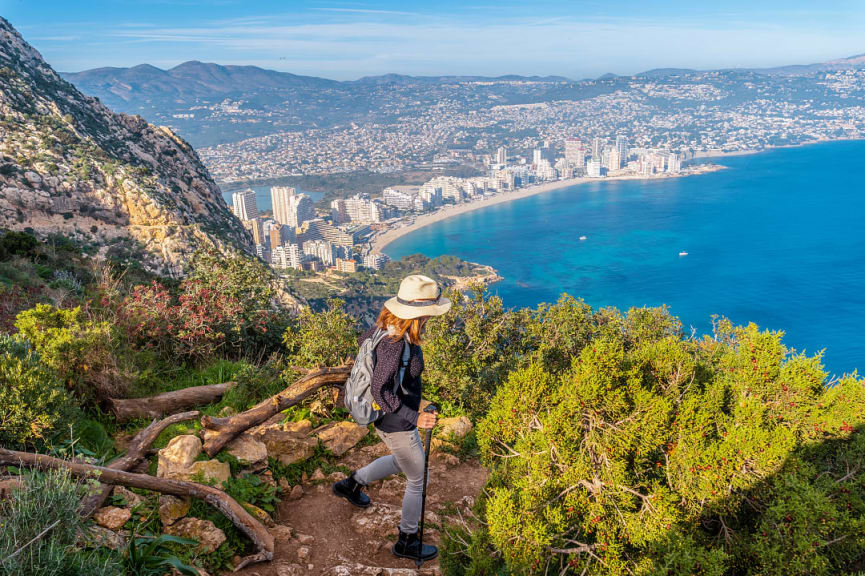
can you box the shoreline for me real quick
[371,163,724,254]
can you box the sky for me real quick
[3,0,864,80]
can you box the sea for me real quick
[220,185,324,214]
[384,140,865,376]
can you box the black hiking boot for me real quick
[392,529,438,562]
[332,473,371,508]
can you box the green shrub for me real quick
[0,335,76,448]
[282,298,358,368]
[463,315,865,576]
[14,303,125,399]
[222,474,280,514]
[0,469,122,576]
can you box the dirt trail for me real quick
[235,442,487,576]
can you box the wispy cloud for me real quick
[314,7,423,16]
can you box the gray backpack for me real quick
[344,328,410,426]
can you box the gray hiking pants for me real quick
[354,427,425,534]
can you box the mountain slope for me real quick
[0,17,252,276]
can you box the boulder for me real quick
[159,495,190,526]
[438,416,473,440]
[78,525,126,550]
[309,468,326,482]
[180,459,231,485]
[295,533,315,545]
[249,426,317,466]
[156,435,202,479]
[283,419,314,436]
[93,506,131,531]
[165,517,226,553]
[287,484,304,501]
[315,421,368,456]
[112,486,143,508]
[226,434,268,466]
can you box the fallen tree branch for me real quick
[107,383,235,422]
[80,410,200,517]
[200,364,352,457]
[0,448,274,571]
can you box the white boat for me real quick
[579,236,587,241]
[679,251,688,257]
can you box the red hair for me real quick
[376,306,428,345]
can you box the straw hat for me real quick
[384,275,452,320]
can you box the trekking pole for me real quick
[416,403,438,568]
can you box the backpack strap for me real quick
[395,335,410,395]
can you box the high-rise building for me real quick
[363,252,390,270]
[615,135,629,163]
[591,137,603,161]
[271,186,296,226]
[606,148,621,171]
[330,199,349,225]
[532,149,543,166]
[382,187,418,211]
[232,189,258,221]
[564,138,584,167]
[336,258,358,273]
[496,146,508,165]
[586,159,603,178]
[288,193,315,228]
[345,194,385,223]
[303,239,335,266]
[242,217,265,245]
[667,153,682,173]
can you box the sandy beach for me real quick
[371,163,725,253]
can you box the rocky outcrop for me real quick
[93,506,131,531]
[0,18,252,276]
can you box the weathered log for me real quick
[0,448,274,571]
[107,382,235,422]
[80,410,200,517]
[200,364,352,457]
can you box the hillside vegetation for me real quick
[0,229,862,575]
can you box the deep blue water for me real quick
[385,140,865,376]
[220,185,323,214]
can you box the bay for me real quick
[384,140,865,376]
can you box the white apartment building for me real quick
[232,189,258,221]
[303,239,335,266]
[586,159,603,178]
[271,186,296,226]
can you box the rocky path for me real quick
[236,442,487,576]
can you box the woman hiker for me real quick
[332,274,451,562]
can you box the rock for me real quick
[0,478,21,500]
[326,559,433,576]
[78,525,126,550]
[287,484,304,501]
[157,435,202,479]
[93,506,131,531]
[165,517,226,553]
[438,416,473,440]
[439,453,460,467]
[295,532,315,545]
[310,468,326,482]
[278,477,291,491]
[226,434,268,466]
[350,502,402,537]
[276,563,306,576]
[179,460,231,485]
[296,546,311,561]
[315,421,369,456]
[249,426,317,466]
[270,524,293,542]
[113,486,143,508]
[218,406,237,417]
[159,495,191,526]
[283,419,314,436]
[24,171,41,185]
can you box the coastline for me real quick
[371,163,724,254]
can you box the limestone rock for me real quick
[93,506,131,531]
[270,524,293,542]
[226,434,268,466]
[276,563,306,576]
[283,419,314,436]
[287,484,304,501]
[78,525,126,550]
[315,421,368,456]
[243,502,275,527]
[310,468,326,482]
[165,517,226,553]
[438,416,473,440]
[112,486,143,508]
[157,435,202,479]
[159,495,190,526]
[249,425,317,466]
[180,459,231,485]
[0,478,21,499]
[295,532,315,545]
[296,546,311,561]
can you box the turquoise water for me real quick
[385,140,865,376]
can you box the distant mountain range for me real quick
[59,54,865,149]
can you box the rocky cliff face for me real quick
[0,17,252,276]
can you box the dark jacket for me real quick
[361,327,424,432]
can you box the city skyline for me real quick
[3,0,865,79]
